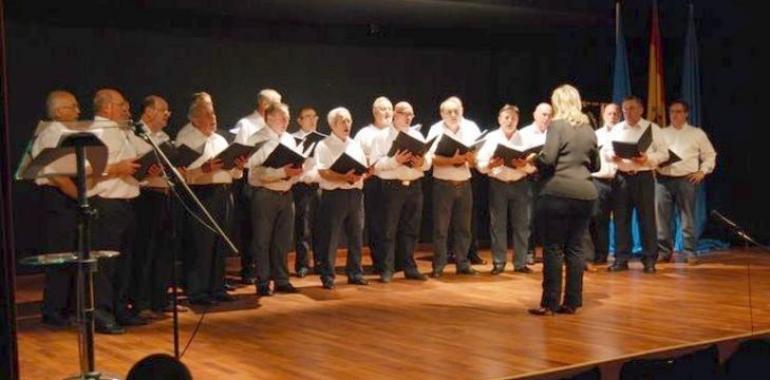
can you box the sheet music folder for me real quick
[657,149,682,168]
[132,141,177,180]
[433,131,488,157]
[492,143,543,167]
[329,152,368,175]
[16,131,108,180]
[612,126,653,158]
[387,132,437,156]
[262,143,307,169]
[214,142,265,170]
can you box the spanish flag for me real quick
[646,0,666,127]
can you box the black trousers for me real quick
[381,179,423,274]
[91,196,136,321]
[233,174,255,279]
[39,186,78,318]
[613,171,657,264]
[538,195,594,310]
[316,189,364,280]
[292,183,320,271]
[588,178,614,262]
[184,184,231,301]
[132,188,174,312]
[250,187,293,287]
[363,177,386,272]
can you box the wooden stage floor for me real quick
[14,248,770,379]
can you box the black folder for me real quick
[433,133,487,157]
[612,126,653,158]
[657,149,682,168]
[300,131,327,155]
[262,143,307,169]
[492,143,543,167]
[387,132,437,157]
[214,142,266,170]
[174,144,204,168]
[132,141,177,180]
[329,152,368,175]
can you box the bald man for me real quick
[88,88,146,333]
[130,95,179,319]
[354,96,393,274]
[34,90,81,327]
[520,102,553,265]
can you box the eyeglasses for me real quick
[301,114,319,119]
[395,111,415,117]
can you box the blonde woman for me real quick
[528,84,600,316]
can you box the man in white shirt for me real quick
[131,95,177,320]
[247,103,303,296]
[88,88,145,333]
[291,106,322,277]
[605,95,669,273]
[34,90,81,327]
[370,101,431,282]
[426,97,481,277]
[476,104,536,274]
[655,100,716,265]
[354,96,392,275]
[314,107,370,289]
[587,103,620,264]
[232,88,282,284]
[521,102,553,265]
[176,95,247,305]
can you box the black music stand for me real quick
[18,129,118,380]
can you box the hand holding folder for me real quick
[262,142,308,169]
[214,142,266,170]
[612,126,653,159]
[330,152,369,176]
[387,132,437,157]
[492,143,543,168]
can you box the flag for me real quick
[646,0,666,127]
[612,1,631,104]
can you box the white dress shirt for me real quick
[231,111,265,144]
[426,120,481,181]
[247,127,303,192]
[354,123,389,160]
[176,123,196,142]
[592,125,618,179]
[31,121,70,186]
[134,123,172,189]
[657,123,717,177]
[517,123,548,148]
[476,128,536,182]
[604,118,669,173]
[371,126,431,181]
[291,129,320,184]
[314,134,367,190]
[88,116,142,199]
[175,125,243,185]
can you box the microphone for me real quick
[710,210,738,229]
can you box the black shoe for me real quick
[347,277,369,285]
[380,271,393,283]
[607,262,629,272]
[643,263,657,274]
[95,321,126,334]
[457,267,479,275]
[321,277,336,289]
[296,267,310,278]
[274,283,299,294]
[469,254,487,265]
[241,276,256,285]
[430,270,443,279]
[189,297,218,306]
[556,305,578,314]
[116,313,148,326]
[42,313,72,328]
[404,270,428,281]
[257,284,273,297]
[514,266,533,274]
[224,282,237,291]
[490,265,505,275]
[214,293,236,302]
[528,307,556,316]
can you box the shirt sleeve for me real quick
[697,128,717,174]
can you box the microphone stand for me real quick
[712,211,770,253]
[131,123,239,359]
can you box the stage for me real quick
[14,248,770,379]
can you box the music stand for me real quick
[17,126,118,380]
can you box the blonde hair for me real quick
[551,84,589,127]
